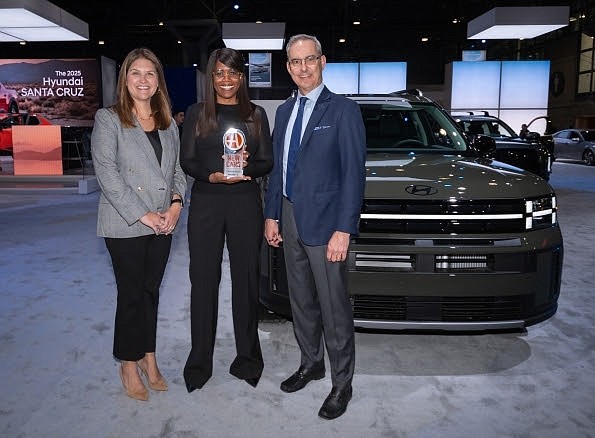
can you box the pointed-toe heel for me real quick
[119,366,149,401]
[137,363,168,391]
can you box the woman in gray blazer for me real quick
[91,48,186,401]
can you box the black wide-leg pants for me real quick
[184,190,264,389]
[105,234,172,361]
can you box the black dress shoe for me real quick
[318,385,353,420]
[185,382,198,393]
[280,366,325,393]
[244,377,259,388]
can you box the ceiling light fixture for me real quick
[339,38,346,43]
[467,6,569,40]
[0,0,89,42]
[222,22,286,50]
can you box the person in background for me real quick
[519,123,530,139]
[91,47,186,401]
[180,47,273,392]
[264,34,367,420]
[173,109,185,138]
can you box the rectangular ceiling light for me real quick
[467,6,569,40]
[222,22,285,50]
[0,0,89,42]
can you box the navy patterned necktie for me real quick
[286,96,307,200]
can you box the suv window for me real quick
[459,119,517,139]
[360,102,466,153]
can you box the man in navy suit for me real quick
[264,34,366,420]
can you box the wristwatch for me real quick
[171,198,183,208]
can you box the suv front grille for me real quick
[352,295,525,321]
[360,199,529,233]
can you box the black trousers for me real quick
[105,234,172,361]
[184,190,264,388]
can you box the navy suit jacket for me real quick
[264,87,366,246]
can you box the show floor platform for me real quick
[0,161,594,437]
[0,158,98,195]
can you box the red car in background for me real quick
[0,112,53,155]
[0,81,19,114]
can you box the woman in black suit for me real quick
[180,48,273,391]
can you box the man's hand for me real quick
[327,231,350,262]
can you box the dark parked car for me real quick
[552,129,595,166]
[260,90,563,331]
[453,112,553,180]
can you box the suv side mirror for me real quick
[525,132,540,142]
[470,134,496,156]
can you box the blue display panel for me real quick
[500,61,550,109]
[451,60,550,111]
[323,63,359,95]
[451,61,502,109]
[359,62,407,94]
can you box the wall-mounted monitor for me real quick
[248,52,272,88]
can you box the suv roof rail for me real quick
[451,111,492,117]
[390,88,423,97]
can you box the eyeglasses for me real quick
[212,69,241,79]
[287,55,321,68]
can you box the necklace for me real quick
[135,111,153,121]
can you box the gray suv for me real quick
[260,90,563,331]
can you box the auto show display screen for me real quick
[324,62,407,95]
[324,63,359,95]
[0,59,100,127]
[359,62,407,94]
[451,60,550,135]
[451,60,550,110]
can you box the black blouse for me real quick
[180,103,273,194]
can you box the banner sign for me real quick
[0,59,100,127]
[248,53,272,88]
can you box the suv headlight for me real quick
[525,195,557,230]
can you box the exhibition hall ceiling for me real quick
[2,0,593,84]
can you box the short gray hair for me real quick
[285,34,322,58]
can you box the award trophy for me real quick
[223,127,246,178]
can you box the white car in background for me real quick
[0,81,19,113]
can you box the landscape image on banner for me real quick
[0,59,100,127]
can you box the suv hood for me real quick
[365,153,552,199]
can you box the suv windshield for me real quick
[359,101,467,153]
